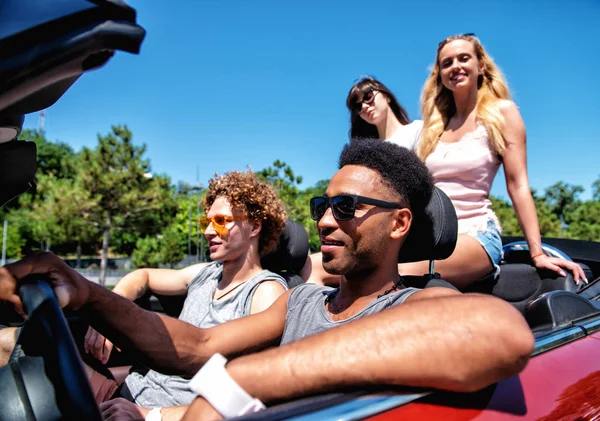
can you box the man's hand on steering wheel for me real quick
[0,251,92,312]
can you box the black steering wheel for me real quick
[0,281,101,421]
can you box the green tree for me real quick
[0,217,26,259]
[131,227,186,269]
[565,201,600,241]
[171,191,205,259]
[159,226,186,267]
[593,176,600,201]
[131,237,161,268]
[258,161,328,251]
[76,125,176,285]
[298,180,328,251]
[23,174,100,265]
[491,190,561,237]
[258,160,304,221]
[543,182,584,225]
[18,129,76,179]
[531,188,562,237]
[490,196,520,236]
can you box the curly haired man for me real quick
[86,170,289,420]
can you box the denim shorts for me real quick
[469,219,502,269]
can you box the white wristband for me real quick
[145,407,162,421]
[189,353,266,418]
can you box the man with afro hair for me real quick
[0,140,534,420]
[301,139,434,286]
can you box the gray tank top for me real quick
[280,283,420,346]
[125,262,288,407]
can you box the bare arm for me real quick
[500,100,585,283]
[0,252,289,377]
[85,263,208,363]
[500,101,542,257]
[112,263,208,300]
[185,289,534,420]
[87,283,290,376]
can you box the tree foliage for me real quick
[543,181,584,225]
[19,129,76,179]
[564,201,600,241]
[131,236,161,268]
[258,161,327,251]
[76,125,176,284]
[493,184,599,241]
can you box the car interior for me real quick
[1,0,600,420]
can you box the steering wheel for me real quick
[0,281,101,421]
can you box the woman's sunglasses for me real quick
[352,89,379,113]
[310,194,404,221]
[198,214,247,237]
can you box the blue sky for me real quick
[23,0,600,200]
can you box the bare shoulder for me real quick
[405,286,461,302]
[496,100,522,121]
[255,279,288,295]
[250,280,289,314]
[496,99,517,112]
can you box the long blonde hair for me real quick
[418,34,511,161]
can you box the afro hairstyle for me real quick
[338,138,433,215]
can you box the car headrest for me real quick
[398,186,458,263]
[261,220,309,274]
[0,140,36,207]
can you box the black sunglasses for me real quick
[310,194,404,222]
[352,88,379,113]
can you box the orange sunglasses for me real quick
[198,214,247,237]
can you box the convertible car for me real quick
[1,1,599,420]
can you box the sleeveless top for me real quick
[125,262,288,407]
[386,120,423,151]
[280,283,420,346]
[425,123,502,235]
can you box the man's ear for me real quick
[250,219,262,238]
[390,208,412,240]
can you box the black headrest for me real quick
[398,186,458,263]
[261,220,309,274]
[0,140,37,207]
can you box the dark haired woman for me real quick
[346,76,421,150]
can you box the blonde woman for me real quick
[398,34,586,288]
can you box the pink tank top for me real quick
[425,124,502,234]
